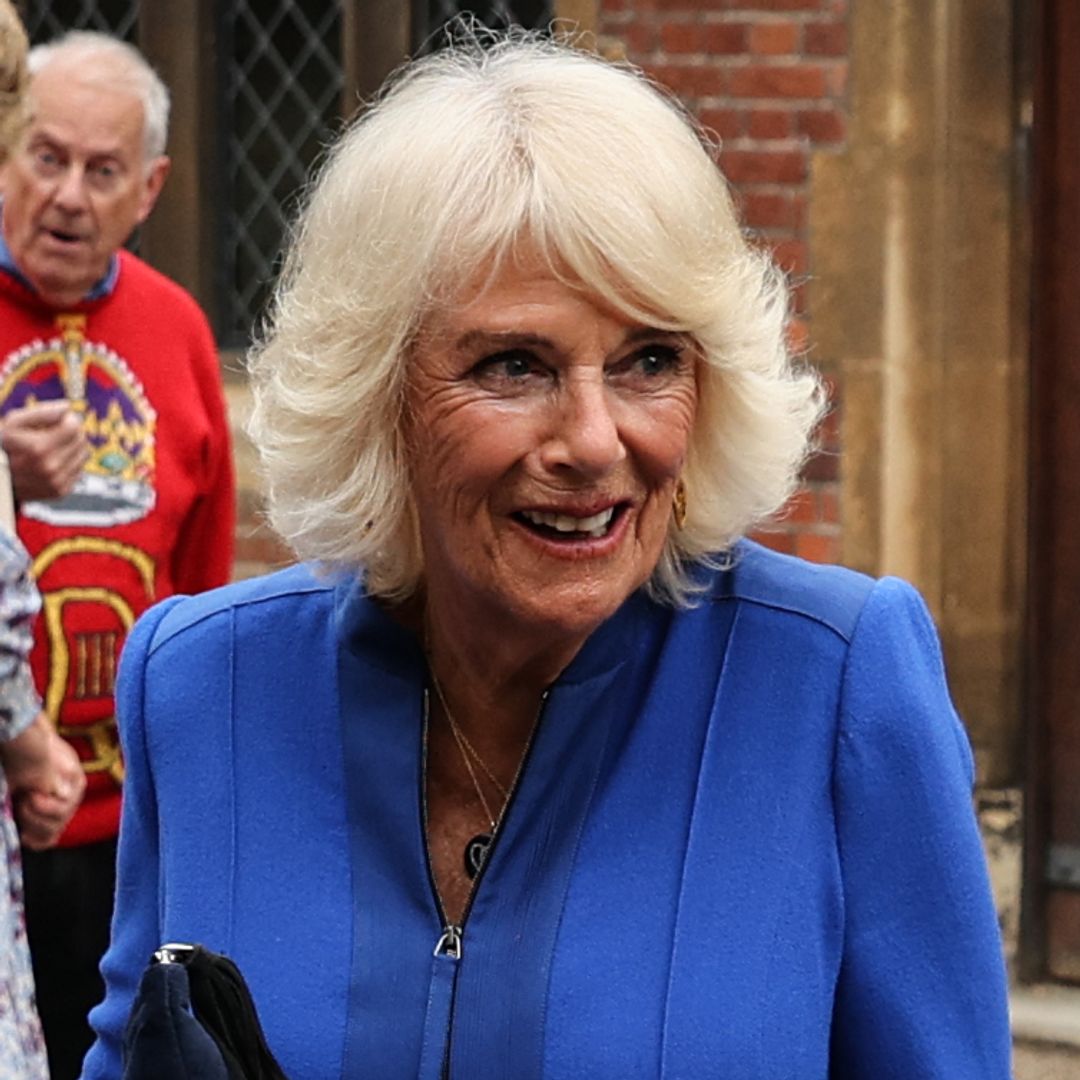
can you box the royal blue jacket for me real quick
[82,542,1011,1078]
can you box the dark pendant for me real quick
[464,832,492,879]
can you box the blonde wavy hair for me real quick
[0,0,27,162]
[248,32,825,606]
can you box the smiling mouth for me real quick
[516,506,621,540]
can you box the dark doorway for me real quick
[1024,0,1080,984]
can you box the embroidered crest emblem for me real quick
[0,314,157,526]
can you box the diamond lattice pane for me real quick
[428,0,551,30]
[222,0,342,345]
[23,0,138,44]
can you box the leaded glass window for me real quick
[417,0,553,49]
[218,1,343,344]
[22,0,138,43]
[16,1,554,344]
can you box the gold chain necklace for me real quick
[429,666,508,879]
[430,670,509,803]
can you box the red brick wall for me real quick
[597,0,849,562]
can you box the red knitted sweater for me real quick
[0,251,235,845]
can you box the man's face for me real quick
[0,61,169,307]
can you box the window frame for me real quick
[135,0,594,345]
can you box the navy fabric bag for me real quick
[122,944,288,1080]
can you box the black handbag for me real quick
[122,943,289,1080]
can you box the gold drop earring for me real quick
[672,479,687,530]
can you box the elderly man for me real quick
[0,31,235,1078]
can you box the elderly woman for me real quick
[0,3,86,1076]
[85,33,1010,1080]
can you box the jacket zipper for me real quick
[417,684,550,1078]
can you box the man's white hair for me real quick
[28,30,169,160]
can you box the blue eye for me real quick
[86,160,123,190]
[500,353,532,378]
[31,147,63,175]
[614,343,683,380]
[476,350,538,380]
[636,345,681,376]
[604,339,692,391]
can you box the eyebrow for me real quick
[28,129,127,162]
[450,325,685,356]
[451,330,552,356]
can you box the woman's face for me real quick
[404,261,698,647]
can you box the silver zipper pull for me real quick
[152,942,196,965]
[434,924,463,960]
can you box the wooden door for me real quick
[1024,0,1080,983]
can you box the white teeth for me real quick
[522,507,615,537]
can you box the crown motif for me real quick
[0,318,158,526]
[80,395,155,483]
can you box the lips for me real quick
[517,505,621,540]
[46,227,83,244]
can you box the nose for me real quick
[52,165,89,213]
[539,375,625,478]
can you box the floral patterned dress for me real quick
[0,529,47,1079]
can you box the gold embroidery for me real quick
[33,537,155,592]
[56,312,88,400]
[32,538,156,783]
[75,634,86,698]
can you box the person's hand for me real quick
[2,399,89,502]
[15,738,85,849]
[1,712,86,849]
